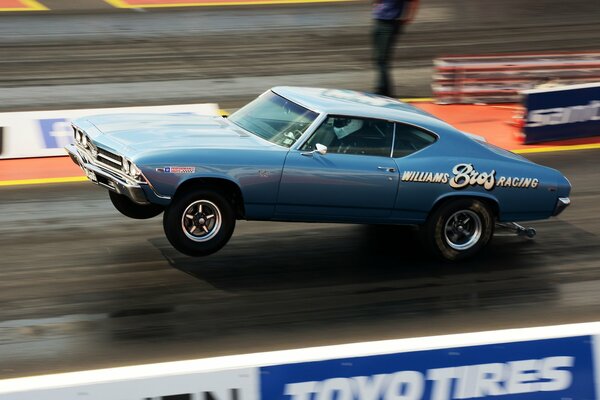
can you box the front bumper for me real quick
[553,197,570,216]
[65,143,150,205]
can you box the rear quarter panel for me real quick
[392,140,561,223]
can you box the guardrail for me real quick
[0,104,219,160]
[1,322,599,399]
[432,51,600,104]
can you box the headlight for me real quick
[129,162,142,179]
[122,160,130,174]
[82,134,88,147]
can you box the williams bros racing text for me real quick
[401,163,539,191]
[283,356,574,400]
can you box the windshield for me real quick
[228,91,319,148]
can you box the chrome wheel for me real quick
[164,189,236,257]
[444,210,482,251]
[181,200,222,242]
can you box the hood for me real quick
[74,113,277,156]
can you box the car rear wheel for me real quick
[163,189,235,256]
[422,198,494,261]
[109,190,164,219]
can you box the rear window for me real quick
[393,123,437,158]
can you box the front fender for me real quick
[136,148,288,218]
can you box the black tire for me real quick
[109,190,164,219]
[421,198,494,261]
[163,189,235,257]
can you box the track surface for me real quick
[1,0,600,380]
[0,150,599,378]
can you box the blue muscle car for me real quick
[65,87,571,260]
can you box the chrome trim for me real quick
[144,174,171,200]
[97,152,123,166]
[291,112,328,151]
[390,121,440,159]
[389,122,397,158]
[271,89,323,117]
[65,144,168,205]
[74,143,139,184]
[553,197,571,216]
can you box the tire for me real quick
[421,198,494,261]
[163,189,236,257]
[109,190,164,219]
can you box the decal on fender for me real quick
[156,166,196,173]
[401,163,539,190]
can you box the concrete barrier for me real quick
[1,322,599,399]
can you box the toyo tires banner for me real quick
[0,104,218,160]
[260,336,595,400]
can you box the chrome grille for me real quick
[95,147,123,170]
[73,124,124,172]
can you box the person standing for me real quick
[372,0,419,97]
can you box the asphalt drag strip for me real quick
[0,149,597,379]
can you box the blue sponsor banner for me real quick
[522,83,600,144]
[38,118,74,149]
[260,336,595,400]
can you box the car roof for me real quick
[271,86,439,123]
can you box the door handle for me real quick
[377,166,396,173]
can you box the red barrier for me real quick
[0,0,47,10]
[432,51,600,104]
[104,0,350,7]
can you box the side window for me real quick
[393,123,437,158]
[301,116,394,157]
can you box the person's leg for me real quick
[373,20,399,96]
[384,22,402,96]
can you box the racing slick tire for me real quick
[109,190,164,219]
[163,189,236,257]
[422,198,494,261]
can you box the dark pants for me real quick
[373,19,402,97]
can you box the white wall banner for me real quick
[0,365,257,400]
[0,104,219,160]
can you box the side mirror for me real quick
[301,143,328,157]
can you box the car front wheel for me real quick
[422,198,494,261]
[109,190,164,219]
[163,189,236,257]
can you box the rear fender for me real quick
[430,192,500,221]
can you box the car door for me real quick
[275,116,399,220]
